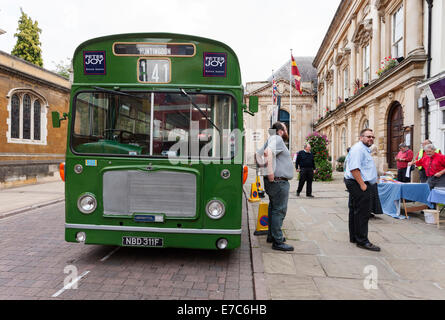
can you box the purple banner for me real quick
[430,77,445,100]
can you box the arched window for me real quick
[7,90,47,145]
[23,94,31,139]
[34,100,41,140]
[11,94,20,139]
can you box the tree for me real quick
[53,58,72,79]
[305,131,333,181]
[11,8,43,67]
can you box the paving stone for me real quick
[316,240,393,258]
[318,256,399,280]
[379,280,445,300]
[292,255,326,277]
[313,277,390,300]
[384,258,445,282]
[265,274,321,300]
[262,253,296,275]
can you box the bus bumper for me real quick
[65,224,242,250]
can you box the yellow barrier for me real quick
[248,182,261,202]
[256,175,265,198]
[254,201,269,235]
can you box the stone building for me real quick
[0,51,70,188]
[418,0,445,152]
[313,0,429,177]
[244,57,317,164]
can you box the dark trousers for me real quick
[344,179,372,245]
[297,168,314,196]
[264,179,290,244]
[427,175,445,190]
[419,168,427,183]
[397,167,411,183]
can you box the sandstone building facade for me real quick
[244,58,317,164]
[0,51,70,188]
[313,0,435,177]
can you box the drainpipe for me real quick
[425,0,434,139]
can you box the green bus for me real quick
[52,33,258,250]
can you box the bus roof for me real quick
[72,33,242,88]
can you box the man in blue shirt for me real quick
[344,128,380,252]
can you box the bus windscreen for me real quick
[72,92,236,158]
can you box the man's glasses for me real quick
[363,135,375,139]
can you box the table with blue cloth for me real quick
[427,188,445,228]
[428,188,445,204]
[378,182,434,219]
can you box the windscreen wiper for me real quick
[180,89,221,133]
[92,86,143,100]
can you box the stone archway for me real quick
[387,101,404,169]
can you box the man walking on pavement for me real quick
[296,143,316,198]
[258,122,294,252]
[344,128,381,252]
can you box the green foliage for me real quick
[11,8,43,67]
[53,58,72,79]
[336,156,346,172]
[305,131,333,181]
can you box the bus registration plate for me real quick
[122,236,163,247]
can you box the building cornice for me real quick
[0,64,71,94]
[0,50,70,93]
[314,54,427,130]
[313,0,352,68]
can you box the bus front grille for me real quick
[103,170,196,218]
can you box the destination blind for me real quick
[114,43,195,57]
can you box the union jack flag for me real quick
[272,79,278,104]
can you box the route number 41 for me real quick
[139,59,170,83]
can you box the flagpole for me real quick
[289,49,293,156]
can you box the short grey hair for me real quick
[399,143,407,148]
[424,144,436,151]
[303,143,311,149]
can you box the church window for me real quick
[7,90,48,145]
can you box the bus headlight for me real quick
[206,200,225,220]
[77,193,97,214]
[76,232,86,243]
[216,238,228,250]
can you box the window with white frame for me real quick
[392,5,404,58]
[343,67,349,99]
[7,90,47,145]
[363,44,370,84]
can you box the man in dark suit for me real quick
[296,143,316,198]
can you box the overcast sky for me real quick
[0,0,341,84]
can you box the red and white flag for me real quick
[291,55,302,94]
